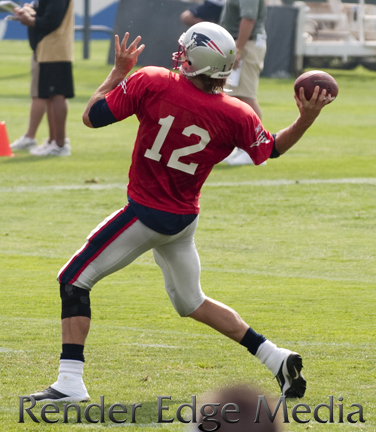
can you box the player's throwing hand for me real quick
[295,86,331,124]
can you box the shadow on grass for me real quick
[0,154,64,165]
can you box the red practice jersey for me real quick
[105,66,274,214]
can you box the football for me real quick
[294,70,339,103]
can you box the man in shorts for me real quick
[221,0,268,165]
[181,0,225,26]
[28,23,331,403]
[12,0,74,156]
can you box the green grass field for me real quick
[0,40,375,431]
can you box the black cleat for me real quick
[29,386,90,402]
[276,353,306,398]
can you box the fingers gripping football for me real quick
[294,86,330,124]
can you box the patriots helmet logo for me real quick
[190,32,226,57]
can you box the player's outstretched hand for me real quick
[114,33,145,78]
[295,85,331,124]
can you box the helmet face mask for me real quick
[172,22,236,79]
[172,35,188,71]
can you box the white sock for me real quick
[255,340,292,376]
[52,359,89,397]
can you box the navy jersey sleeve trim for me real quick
[88,98,118,128]
[269,134,280,159]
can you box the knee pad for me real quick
[60,284,91,319]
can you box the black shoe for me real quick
[29,386,90,402]
[276,353,306,398]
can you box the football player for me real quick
[29,22,330,402]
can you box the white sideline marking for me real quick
[0,316,210,337]
[0,178,375,193]
[0,347,25,353]
[0,183,127,193]
[123,343,181,349]
[201,266,376,284]
[1,246,373,284]
[0,317,374,349]
[0,251,373,284]
[205,177,376,187]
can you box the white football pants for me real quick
[58,206,205,316]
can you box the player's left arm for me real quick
[83,32,145,128]
[274,86,331,155]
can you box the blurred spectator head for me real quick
[193,384,282,432]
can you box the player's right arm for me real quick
[274,86,330,155]
[83,33,144,128]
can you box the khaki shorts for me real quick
[225,39,267,99]
[30,54,39,98]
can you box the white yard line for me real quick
[1,178,374,285]
[0,347,26,353]
[0,251,374,284]
[0,178,375,193]
[205,178,376,187]
[0,323,373,349]
[123,343,181,349]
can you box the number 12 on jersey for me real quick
[144,115,211,175]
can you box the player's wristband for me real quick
[269,134,280,159]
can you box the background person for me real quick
[10,4,45,151]
[220,0,268,165]
[27,23,330,403]
[10,97,46,151]
[181,0,226,26]
[13,0,74,156]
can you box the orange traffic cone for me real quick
[0,122,15,157]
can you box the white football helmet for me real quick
[172,22,236,79]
